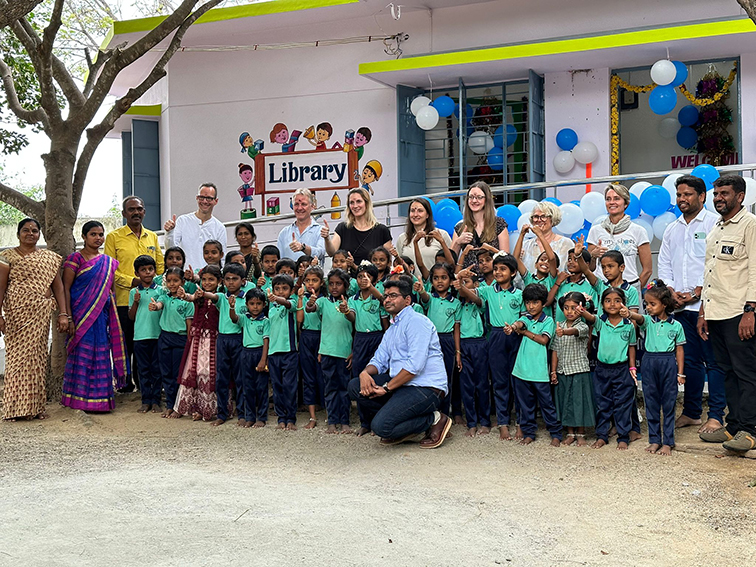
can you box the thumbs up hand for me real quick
[148,297,159,311]
[289,232,302,253]
[320,218,330,240]
[184,265,194,283]
[339,295,349,314]
[133,289,141,303]
[458,225,473,245]
[228,295,236,309]
[164,214,177,232]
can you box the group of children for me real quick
[126,224,686,454]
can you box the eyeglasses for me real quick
[197,195,216,202]
[383,293,404,300]
[530,214,550,221]
[468,194,486,201]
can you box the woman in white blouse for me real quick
[395,198,452,277]
[519,201,573,275]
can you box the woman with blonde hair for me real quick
[323,187,392,264]
[451,181,509,270]
[518,200,573,274]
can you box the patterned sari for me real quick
[61,252,127,411]
[0,248,61,420]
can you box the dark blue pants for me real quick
[592,336,641,434]
[514,377,562,440]
[352,331,384,378]
[299,330,324,406]
[158,331,186,410]
[677,310,726,423]
[269,351,298,424]
[594,361,635,444]
[348,374,442,439]
[133,339,160,406]
[321,355,351,425]
[216,333,243,421]
[437,332,457,416]
[642,352,678,446]
[240,347,269,423]
[488,327,520,426]
[460,337,491,428]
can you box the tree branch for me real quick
[0,56,51,132]
[0,180,45,220]
[0,0,43,30]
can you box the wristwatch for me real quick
[689,292,700,302]
[383,384,391,393]
[744,304,755,313]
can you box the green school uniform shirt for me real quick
[512,312,555,382]
[259,275,273,293]
[129,283,162,341]
[523,272,556,290]
[593,314,636,364]
[241,281,256,293]
[421,291,462,334]
[241,313,270,349]
[215,291,247,335]
[554,276,596,322]
[478,283,523,327]
[459,299,485,339]
[348,292,386,333]
[268,299,298,354]
[348,279,359,296]
[301,292,324,331]
[157,291,195,334]
[593,280,639,316]
[639,315,686,353]
[315,296,353,358]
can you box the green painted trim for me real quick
[125,104,162,116]
[109,0,357,37]
[359,18,756,75]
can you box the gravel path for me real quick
[1,394,755,566]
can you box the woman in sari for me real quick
[61,221,127,411]
[0,218,67,421]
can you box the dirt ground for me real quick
[1,394,755,567]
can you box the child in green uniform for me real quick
[369,246,391,290]
[296,266,327,429]
[225,251,256,294]
[332,249,359,295]
[256,245,280,292]
[267,274,299,430]
[156,246,197,294]
[547,247,596,323]
[573,237,639,314]
[509,283,560,446]
[513,224,558,290]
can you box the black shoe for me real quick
[117,384,136,394]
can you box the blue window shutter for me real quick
[121,131,133,206]
[397,84,426,216]
[131,120,161,232]
[528,69,545,198]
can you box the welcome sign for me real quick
[254,148,359,200]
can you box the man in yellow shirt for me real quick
[105,196,164,392]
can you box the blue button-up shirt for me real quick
[276,220,326,263]
[368,306,448,392]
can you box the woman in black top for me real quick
[323,188,392,264]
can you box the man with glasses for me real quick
[163,183,228,269]
[348,278,452,448]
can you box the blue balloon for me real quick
[432,95,455,118]
[506,124,518,147]
[487,147,504,171]
[582,219,591,230]
[556,128,579,151]
[649,85,677,115]
[676,126,698,149]
[670,61,688,87]
[570,200,581,207]
[435,205,463,237]
[496,204,521,232]
[668,204,682,218]
[454,103,473,120]
[627,193,641,219]
[678,105,699,127]
[419,195,437,215]
[493,125,505,149]
[543,197,562,206]
[435,198,459,212]
[571,227,590,242]
[640,185,671,216]
[691,164,720,189]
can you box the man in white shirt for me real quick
[163,183,228,269]
[658,174,725,434]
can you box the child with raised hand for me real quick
[331,249,359,295]
[157,246,197,294]
[174,265,222,421]
[417,262,462,420]
[232,288,270,429]
[128,255,162,413]
[149,267,195,418]
[580,287,637,450]
[296,266,326,429]
[508,283,561,446]
[348,262,388,436]
[513,225,558,289]
[413,229,455,280]
[622,280,685,455]
[256,245,280,292]
[550,292,595,446]
[267,274,299,430]
[369,246,391,290]
[306,269,355,434]
[453,268,490,436]
[184,240,223,286]
[547,245,597,323]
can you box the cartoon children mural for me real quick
[360,159,382,196]
[269,123,301,153]
[239,132,264,158]
[305,122,332,151]
[353,127,372,160]
[237,163,255,210]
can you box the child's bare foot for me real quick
[340,424,353,434]
[151,405,162,413]
[237,418,247,427]
[657,444,673,456]
[645,443,660,454]
[608,426,617,438]
[286,422,297,431]
[354,427,370,437]
[138,404,149,413]
[453,415,465,425]
[253,421,266,428]
[326,424,338,434]
[675,414,702,429]
[276,422,286,430]
[698,418,723,434]
[169,411,182,419]
[629,430,642,442]
[550,437,561,447]
[161,409,173,418]
[519,436,534,445]
[210,418,225,427]
[592,439,607,449]
[499,426,512,441]
[477,426,490,436]
[304,418,317,430]
[576,434,587,447]
[617,441,629,450]
[192,412,202,421]
[514,425,524,440]
[465,427,477,437]
[563,434,576,446]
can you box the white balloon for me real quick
[553,150,576,174]
[509,231,520,253]
[630,181,652,198]
[572,141,599,165]
[518,199,539,215]
[705,189,717,212]
[468,131,493,155]
[658,117,679,139]
[558,203,584,234]
[662,173,683,203]
[652,211,677,241]
[416,105,439,130]
[410,95,431,116]
[745,177,756,207]
[651,59,677,86]
[634,218,654,243]
[593,214,608,226]
[580,191,607,223]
